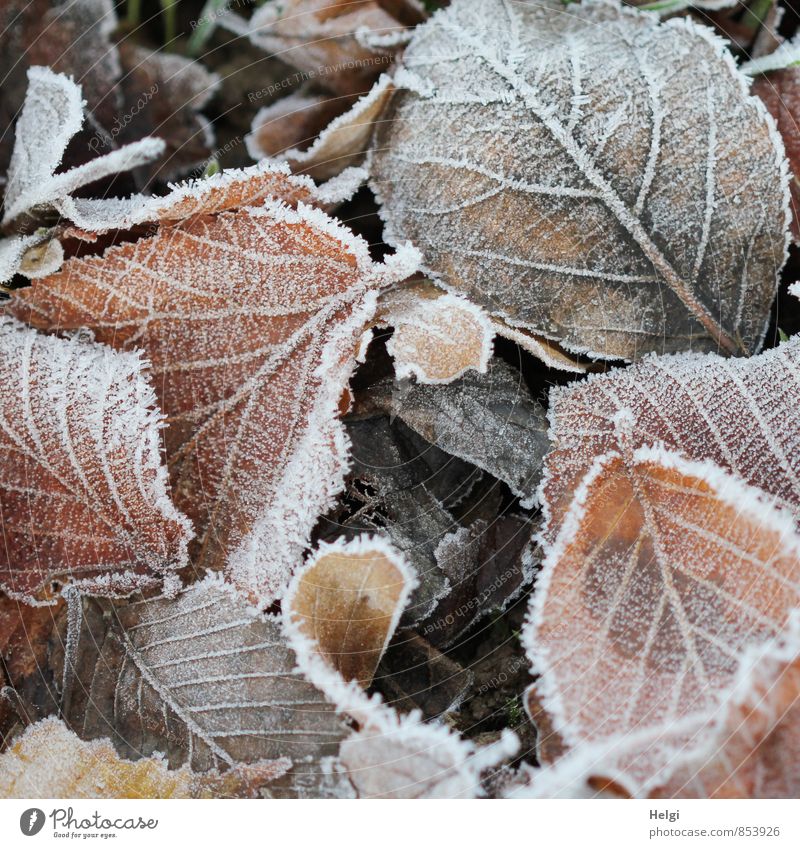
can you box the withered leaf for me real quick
[0,717,291,799]
[284,543,519,798]
[541,337,800,546]
[243,0,401,97]
[55,579,349,772]
[2,66,164,229]
[525,446,800,793]
[753,66,800,240]
[378,281,494,384]
[650,619,800,799]
[13,198,419,607]
[0,318,191,602]
[275,75,395,181]
[286,537,416,687]
[370,0,789,359]
[379,359,549,505]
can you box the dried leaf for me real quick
[524,446,800,793]
[753,67,800,240]
[381,359,549,504]
[244,1,400,97]
[277,76,395,180]
[55,578,349,771]
[370,0,790,359]
[650,620,800,798]
[245,89,357,164]
[115,43,219,184]
[0,318,191,602]
[378,281,493,384]
[284,543,519,797]
[13,200,419,606]
[0,0,123,173]
[2,67,164,228]
[540,338,800,546]
[0,717,291,798]
[286,536,417,687]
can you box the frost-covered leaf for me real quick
[0,0,123,173]
[2,67,164,227]
[371,0,790,359]
[378,281,493,384]
[243,1,402,97]
[380,359,549,504]
[54,579,349,771]
[540,337,800,546]
[418,515,537,649]
[55,160,327,233]
[0,233,63,286]
[13,201,419,607]
[491,320,591,374]
[284,543,519,797]
[753,67,800,240]
[0,318,191,603]
[287,536,416,687]
[650,619,800,798]
[115,43,219,183]
[270,75,395,181]
[743,36,800,75]
[0,717,291,798]
[524,446,800,793]
[245,89,358,165]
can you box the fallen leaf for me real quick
[524,446,800,793]
[276,75,395,180]
[244,1,401,97]
[540,337,800,546]
[284,541,519,797]
[753,66,800,240]
[651,617,800,798]
[378,281,494,384]
[286,536,417,687]
[54,578,349,771]
[0,318,191,602]
[378,359,549,504]
[245,89,358,164]
[0,717,291,798]
[115,43,220,184]
[370,0,790,359]
[12,198,419,606]
[2,66,164,228]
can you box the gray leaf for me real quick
[53,582,349,772]
[371,0,789,360]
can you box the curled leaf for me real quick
[287,536,417,687]
[379,282,493,384]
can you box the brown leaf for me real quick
[524,446,800,792]
[651,622,800,798]
[12,198,419,606]
[245,0,401,97]
[370,0,789,359]
[0,717,291,798]
[0,319,191,603]
[277,75,394,180]
[54,580,349,771]
[540,338,800,547]
[287,537,416,687]
[377,280,493,384]
[753,67,800,240]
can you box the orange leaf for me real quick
[12,202,418,606]
[0,319,191,602]
[525,447,800,793]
